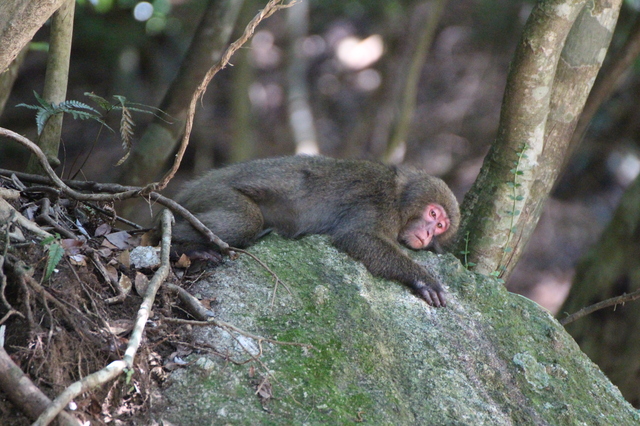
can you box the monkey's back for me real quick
[176,156,404,240]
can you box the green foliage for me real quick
[460,231,476,269]
[17,91,108,135]
[17,92,171,165]
[41,234,64,281]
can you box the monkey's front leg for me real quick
[331,232,447,307]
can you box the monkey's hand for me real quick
[331,231,449,308]
[413,281,447,308]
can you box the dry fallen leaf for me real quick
[69,254,87,266]
[176,253,191,268]
[94,223,111,237]
[118,249,131,269]
[107,319,134,336]
[105,231,133,250]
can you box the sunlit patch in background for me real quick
[335,35,383,70]
[251,30,282,69]
[608,150,640,186]
[133,1,153,21]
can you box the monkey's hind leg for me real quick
[172,191,265,250]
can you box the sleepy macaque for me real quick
[172,156,460,307]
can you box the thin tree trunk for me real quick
[384,0,447,164]
[567,13,640,161]
[117,0,244,186]
[26,0,75,175]
[456,0,621,281]
[0,45,28,116]
[286,0,319,155]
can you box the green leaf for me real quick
[44,243,64,281]
[15,103,40,110]
[34,91,53,109]
[515,195,524,201]
[41,235,56,245]
[85,92,113,111]
[35,109,54,135]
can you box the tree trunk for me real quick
[456,0,621,281]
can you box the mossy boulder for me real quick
[150,234,640,425]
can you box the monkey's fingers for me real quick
[415,283,447,308]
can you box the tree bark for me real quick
[456,0,622,281]
[0,0,66,73]
[0,46,28,117]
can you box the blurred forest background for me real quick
[1,0,640,315]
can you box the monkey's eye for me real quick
[437,223,443,229]
[430,210,437,218]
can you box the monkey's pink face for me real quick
[399,203,450,250]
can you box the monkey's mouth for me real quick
[408,235,429,249]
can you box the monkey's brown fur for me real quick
[173,156,460,307]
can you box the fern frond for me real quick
[60,99,101,115]
[44,242,64,281]
[111,95,173,123]
[35,109,55,135]
[15,103,41,110]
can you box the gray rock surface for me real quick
[150,234,640,425]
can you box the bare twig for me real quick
[0,211,23,318]
[33,209,174,426]
[0,127,140,202]
[35,197,77,239]
[0,193,53,239]
[10,259,76,327]
[164,282,213,321]
[560,289,640,326]
[86,249,131,304]
[233,247,292,302]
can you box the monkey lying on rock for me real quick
[172,156,460,307]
